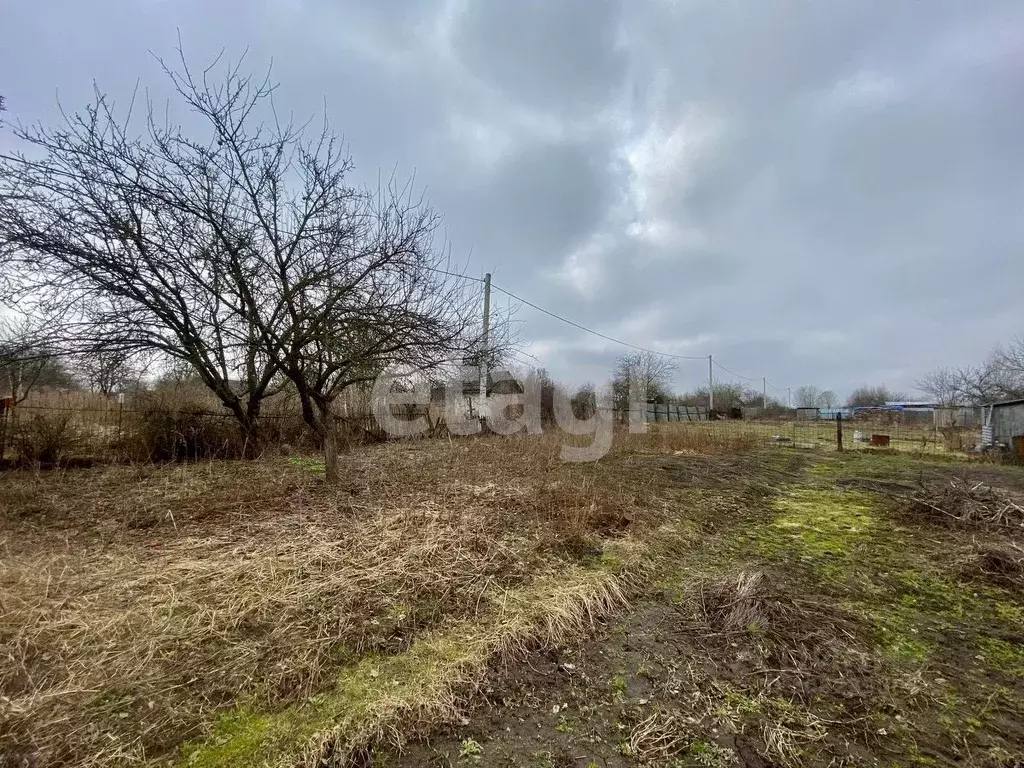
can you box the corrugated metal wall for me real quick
[991,402,1024,445]
[934,406,982,429]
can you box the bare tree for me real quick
[571,382,597,419]
[820,389,837,409]
[995,339,1024,397]
[915,367,960,405]
[0,51,492,477]
[917,356,1023,406]
[74,348,148,396]
[611,351,678,410]
[794,385,825,408]
[0,60,282,438]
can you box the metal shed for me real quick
[987,398,1024,454]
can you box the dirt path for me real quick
[392,452,1024,768]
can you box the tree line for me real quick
[604,351,921,413]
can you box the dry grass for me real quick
[626,710,690,764]
[619,423,761,456]
[292,566,636,768]
[0,428,724,767]
[697,570,769,632]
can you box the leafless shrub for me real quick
[11,411,83,464]
[124,389,249,461]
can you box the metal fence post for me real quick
[117,392,124,448]
[836,412,843,452]
[0,398,9,461]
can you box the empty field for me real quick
[2,428,1023,767]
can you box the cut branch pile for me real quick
[905,478,1024,529]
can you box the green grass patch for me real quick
[767,487,875,559]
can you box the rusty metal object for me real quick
[1013,435,1024,457]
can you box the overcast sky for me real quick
[3,1,1022,399]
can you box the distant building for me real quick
[881,401,937,412]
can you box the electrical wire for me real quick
[490,282,708,361]
[712,359,760,383]
[422,265,791,391]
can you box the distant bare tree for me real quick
[956,361,1012,404]
[571,382,597,419]
[0,317,73,403]
[915,367,961,405]
[820,390,837,409]
[995,338,1024,397]
[794,385,825,408]
[677,381,751,411]
[74,349,148,396]
[917,355,1022,406]
[846,385,907,408]
[611,351,677,410]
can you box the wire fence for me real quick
[0,395,986,467]
[626,411,976,455]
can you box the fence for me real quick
[626,407,983,455]
[0,398,366,465]
[608,404,709,423]
[0,396,988,466]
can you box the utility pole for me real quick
[708,354,714,412]
[478,272,491,424]
[762,377,767,411]
[787,387,792,409]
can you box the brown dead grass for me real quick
[627,709,690,764]
[620,423,761,456]
[0,427,735,767]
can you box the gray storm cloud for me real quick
[3,0,1022,398]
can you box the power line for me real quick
[424,266,488,284]
[421,264,792,394]
[490,282,708,361]
[712,359,760,383]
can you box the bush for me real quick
[124,391,248,461]
[12,412,84,465]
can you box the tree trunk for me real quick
[323,410,340,484]
[221,397,261,458]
